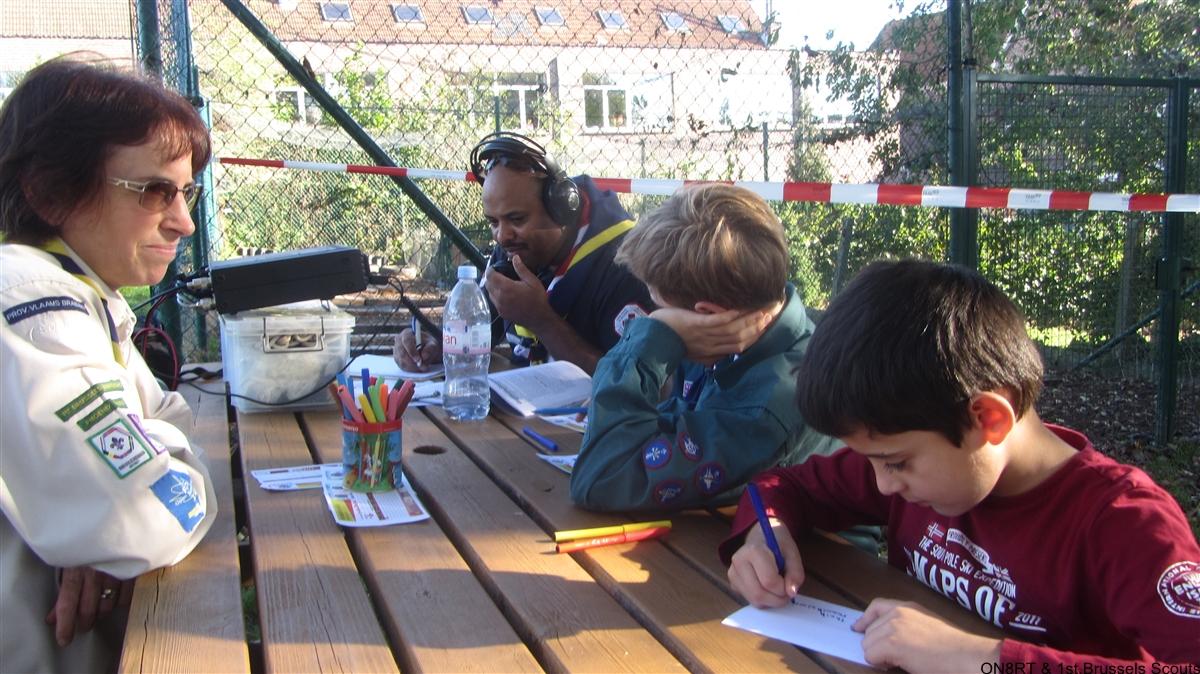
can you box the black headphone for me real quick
[469,132,582,230]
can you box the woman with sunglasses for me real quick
[0,54,216,672]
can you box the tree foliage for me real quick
[790,0,1198,348]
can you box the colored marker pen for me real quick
[522,426,558,453]
[747,482,786,574]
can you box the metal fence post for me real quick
[137,0,187,355]
[1155,78,1189,444]
[947,0,977,268]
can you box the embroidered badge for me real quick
[150,469,206,533]
[128,414,166,454]
[88,419,153,477]
[56,380,123,421]
[77,397,127,431]
[653,479,684,505]
[677,431,702,462]
[613,303,648,337]
[694,462,726,495]
[1158,560,1200,618]
[642,439,671,469]
[3,296,87,325]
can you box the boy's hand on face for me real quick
[649,307,770,363]
[727,521,805,608]
[485,255,553,330]
[853,599,1002,672]
[393,328,443,370]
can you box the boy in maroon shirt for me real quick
[721,259,1200,670]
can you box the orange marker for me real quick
[555,526,670,554]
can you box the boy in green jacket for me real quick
[570,184,840,512]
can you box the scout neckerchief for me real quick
[38,238,125,366]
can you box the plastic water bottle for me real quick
[442,264,491,421]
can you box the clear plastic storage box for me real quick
[220,301,354,413]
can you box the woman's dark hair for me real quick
[0,53,211,244]
[795,258,1044,445]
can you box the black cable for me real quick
[391,278,443,343]
[131,283,185,313]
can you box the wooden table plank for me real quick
[301,410,543,674]
[237,410,398,673]
[396,411,686,672]
[426,409,857,673]
[119,381,250,674]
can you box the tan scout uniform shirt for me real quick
[1,241,217,673]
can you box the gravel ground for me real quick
[1037,368,1199,533]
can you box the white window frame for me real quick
[583,73,673,133]
[596,9,626,30]
[391,3,424,23]
[716,15,744,33]
[456,73,546,132]
[319,1,353,22]
[660,11,689,33]
[273,73,340,125]
[534,6,565,27]
[462,5,494,24]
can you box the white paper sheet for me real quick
[537,412,587,434]
[488,361,591,417]
[251,463,334,491]
[349,353,444,383]
[537,453,578,475]
[722,594,869,666]
[320,464,430,526]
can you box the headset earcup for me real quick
[544,176,582,230]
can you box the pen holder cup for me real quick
[340,419,403,492]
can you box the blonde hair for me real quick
[616,184,787,310]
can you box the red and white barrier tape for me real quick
[220,157,1200,214]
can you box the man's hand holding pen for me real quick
[394,328,442,371]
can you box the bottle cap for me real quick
[457,264,479,280]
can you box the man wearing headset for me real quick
[394,132,654,374]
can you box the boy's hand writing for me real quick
[649,307,770,364]
[727,519,805,607]
[853,598,1001,672]
[393,328,442,371]
[485,256,553,330]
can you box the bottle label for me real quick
[442,320,491,355]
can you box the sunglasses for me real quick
[108,177,203,212]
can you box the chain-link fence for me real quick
[2,0,1195,439]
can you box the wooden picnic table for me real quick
[121,377,1007,673]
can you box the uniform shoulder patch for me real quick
[676,431,703,462]
[1158,560,1200,618]
[150,469,206,533]
[4,296,88,325]
[88,418,154,477]
[652,479,685,505]
[642,439,672,469]
[694,462,726,495]
[613,303,648,337]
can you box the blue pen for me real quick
[522,426,559,453]
[532,406,588,416]
[746,482,786,574]
[361,367,371,397]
